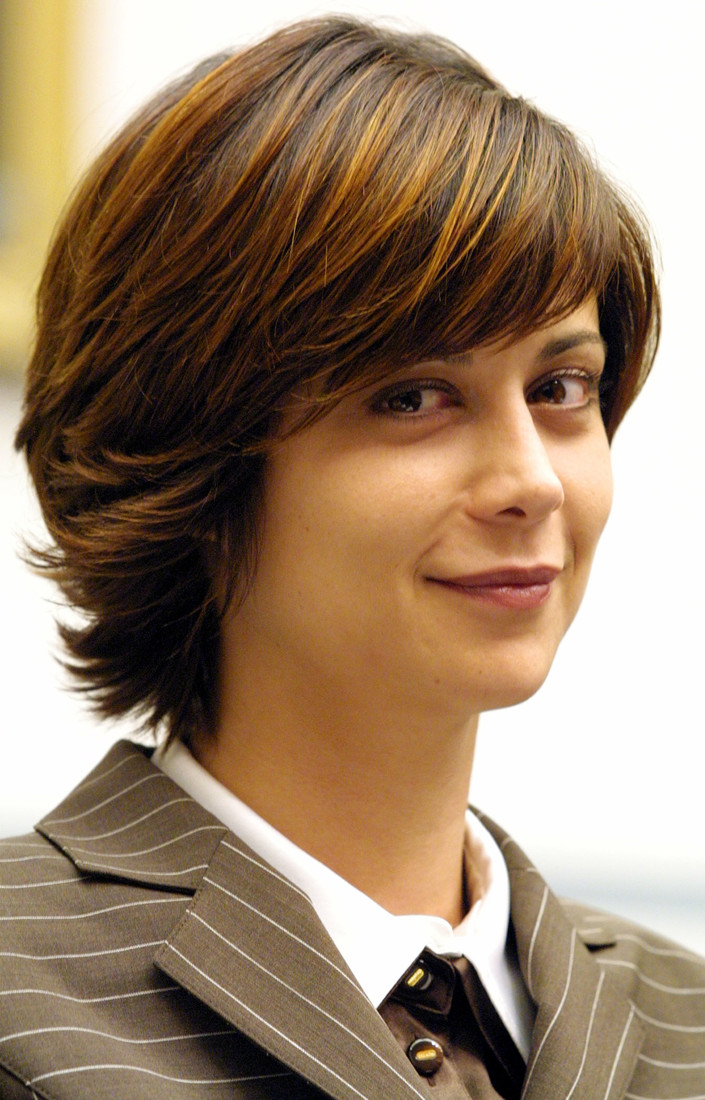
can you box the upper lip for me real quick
[433,566,562,587]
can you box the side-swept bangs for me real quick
[15,17,659,742]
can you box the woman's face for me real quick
[223,299,612,719]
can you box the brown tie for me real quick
[378,949,525,1100]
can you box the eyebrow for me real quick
[536,331,608,362]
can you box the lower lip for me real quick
[433,580,554,610]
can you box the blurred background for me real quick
[1,0,703,953]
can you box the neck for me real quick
[197,653,479,926]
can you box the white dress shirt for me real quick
[156,740,535,1059]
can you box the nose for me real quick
[466,405,565,525]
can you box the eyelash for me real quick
[370,368,602,419]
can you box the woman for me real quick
[2,16,702,1100]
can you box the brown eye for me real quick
[538,379,569,404]
[371,380,459,418]
[386,388,425,413]
[529,372,592,407]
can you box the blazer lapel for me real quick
[476,811,645,1100]
[38,741,428,1100]
[156,833,433,1100]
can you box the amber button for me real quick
[404,963,433,992]
[407,1037,444,1076]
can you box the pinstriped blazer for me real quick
[0,740,703,1100]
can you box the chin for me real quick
[461,649,558,714]
[476,676,549,714]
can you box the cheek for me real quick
[257,457,398,591]
[304,452,434,548]
[567,439,614,561]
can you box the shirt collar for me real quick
[156,740,534,1059]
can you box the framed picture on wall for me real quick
[0,0,72,374]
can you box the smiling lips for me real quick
[432,567,561,610]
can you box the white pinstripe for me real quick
[638,1054,705,1070]
[0,985,180,1005]
[30,1063,293,1087]
[0,855,64,864]
[200,874,364,996]
[0,841,46,849]
[598,960,705,995]
[42,773,167,825]
[0,1024,235,1046]
[45,797,195,841]
[526,884,549,998]
[564,970,605,1100]
[0,896,182,922]
[0,877,83,890]
[633,1006,705,1033]
[0,939,163,962]
[603,1007,636,1100]
[67,825,223,860]
[522,926,578,1095]
[178,912,427,1100]
[75,860,209,878]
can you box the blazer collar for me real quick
[37,740,431,1100]
[476,810,646,1100]
[37,740,226,889]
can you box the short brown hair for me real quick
[16,16,660,745]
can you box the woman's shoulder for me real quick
[562,895,705,974]
[561,895,705,1060]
